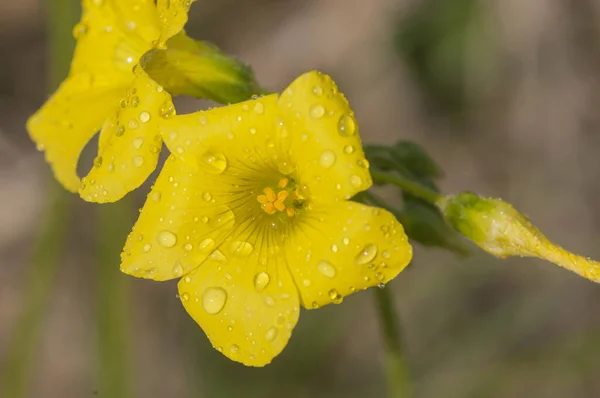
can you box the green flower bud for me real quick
[440,192,600,282]
[141,32,264,104]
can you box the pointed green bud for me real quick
[141,32,264,104]
[439,192,600,282]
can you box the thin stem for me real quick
[373,287,412,398]
[0,1,77,397]
[96,200,134,398]
[370,170,442,204]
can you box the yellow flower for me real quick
[27,0,193,201]
[120,71,413,366]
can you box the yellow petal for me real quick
[28,0,161,192]
[73,1,158,76]
[156,0,195,46]
[277,71,372,203]
[160,94,281,171]
[80,68,172,203]
[27,76,124,191]
[120,155,239,281]
[178,236,300,366]
[285,201,412,309]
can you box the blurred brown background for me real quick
[2,0,600,397]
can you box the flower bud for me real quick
[141,33,263,104]
[439,192,600,282]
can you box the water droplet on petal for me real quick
[331,244,339,253]
[344,145,355,154]
[94,156,103,167]
[210,249,228,264]
[355,244,378,265]
[132,137,144,149]
[199,152,227,174]
[357,158,370,169]
[317,261,336,278]
[254,272,270,291]
[232,241,253,257]
[312,85,323,96]
[310,104,325,118]
[338,114,357,136]
[183,243,193,252]
[253,102,265,114]
[264,296,275,307]
[133,156,144,167]
[139,111,150,123]
[202,287,227,314]
[319,150,336,168]
[173,262,183,276]
[142,243,152,252]
[202,192,212,202]
[329,289,343,304]
[350,175,362,187]
[230,344,239,353]
[199,238,215,253]
[181,292,190,301]
[151,191,161,201]
[265,327,278,341]
[157,230,177,248]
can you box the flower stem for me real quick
[370,170,442,204]
[373,287,412,398]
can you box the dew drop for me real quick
[350,175,362,187]
[173,262,183,277]
[139,111,150,123]
[201,216,209,223]
[151,191,161,201]
[132,137,144,149]
[317,261,336,278]
[94,156,103,167]
[133,156,144,167]
[199,238,215,253]
[157,230,177,248]
[319,150,336,168]
[357,158,370,169]
[202,192,212,202]
[210,249,228,264]
[337,114,357,136]
[181,292,190,301]
[344,145,355,154]
[142,243,152,252]
[355,244,378,265]
[200,152,227,174]
[128,119,139,130]
[106,162,115,172]
[254,272,270,291]
[331,244,339,253]
[309,104,325,118]
[264,296,275,307]
[265,327,278,342]
[232,241,253,257]
[230,344,239,353]
[253,102,265,114]
[312,85,323,96]
[183,243,193,252]
[202,287,227,314]
[328,289,343,304]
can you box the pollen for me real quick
[257,181,299,217]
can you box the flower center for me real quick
[256,178,304,217]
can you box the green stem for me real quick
[373,287,412,398]
[96,200,134,398]
[0,1,77,397]
[370,170,442,204]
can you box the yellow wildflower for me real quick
[120,71,413,366]
[27,0,193,201]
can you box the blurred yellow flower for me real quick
[120,71,413,366]
[27,0,193,201]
